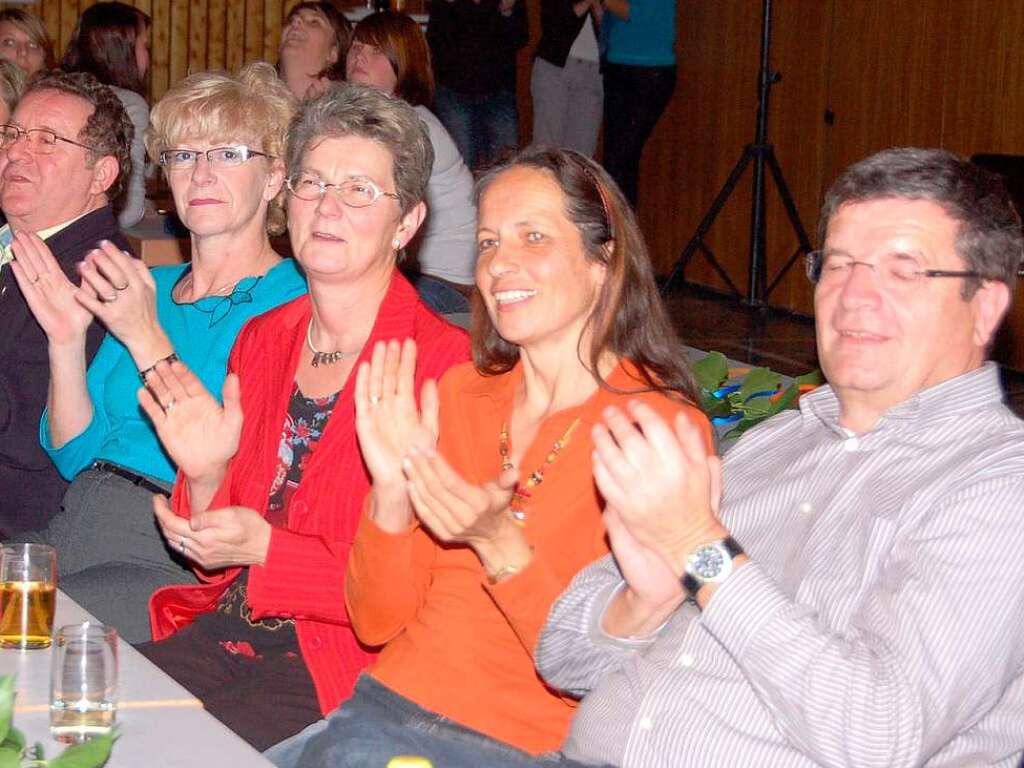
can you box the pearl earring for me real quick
[392,239,401,250]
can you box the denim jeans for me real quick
[433,83,519,170]
[264,675,604,768]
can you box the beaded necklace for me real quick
[499,417,581,525]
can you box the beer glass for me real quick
[0,543,57,649]
[50,622,119,743]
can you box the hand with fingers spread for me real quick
[154,495,271,571]
[591,400,725,576]
[355,339,440,529]
[137,359,243,493]
[76,240,173,365]
[9,230,95,346]
[403,446,532,577]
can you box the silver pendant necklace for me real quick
[306,319,360,368]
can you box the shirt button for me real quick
[798,501,813,514]
[843,437,860,452]
[308,636,323,650]
[637,716,653,731]
[678,653,695,668]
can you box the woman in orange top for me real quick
[266,147,712,767]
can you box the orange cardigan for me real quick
[345,359,711,754]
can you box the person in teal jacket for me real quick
[13,63,306,643]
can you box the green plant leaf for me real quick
[738,366,780,400]
[0,675,14,745]
[1,725,24,753]
[740,394,777,419]
[0,745,20,768]
[795,369,825,387]
[48,732,114,768]
[692,352,728,392]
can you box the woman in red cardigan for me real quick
[132,84,469,750]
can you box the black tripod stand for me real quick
[661,0,812,306]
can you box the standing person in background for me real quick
[531,0,603,157]
[427,0,528,171]
[61,2,152,228]
[346,12,477,314]
[0,9,53,78]
[601,0,676,206]
[0,60,25,124]
[277,1,353,101]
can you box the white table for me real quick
[0,591,273,766]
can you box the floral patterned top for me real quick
[198,386,339,658]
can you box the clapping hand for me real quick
[9,231,95,346]
[137,359,243,488]
[355,338,439,487]
[592,401,725,577]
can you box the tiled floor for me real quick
[663,283,1024,418]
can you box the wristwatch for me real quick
[682,536,744,595]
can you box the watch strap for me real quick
[681,536,744,595]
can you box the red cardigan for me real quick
[149,272,470,715]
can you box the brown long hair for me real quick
[351,12,433,107]
[61,1,150,96]
[473,146,700,404]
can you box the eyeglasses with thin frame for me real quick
[805,249,984,289]
[286,171,401,208]
[159,145,272,170]
[0,124,99,155]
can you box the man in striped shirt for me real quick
[533,148,1024,767]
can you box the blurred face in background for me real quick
[346,39,397,95]
[279,7,338,77]
[0,21,45,76]
[135,23,150,80]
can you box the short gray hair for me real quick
[285,82,434,214]
[819,147,1024,298]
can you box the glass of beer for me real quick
[50,622,119,743]
[0,543,57,649]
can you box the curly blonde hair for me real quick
[146,62,297,235]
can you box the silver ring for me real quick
[164,399,177,413]
[100,292,117,303]
[113,281,129,291]
[179,537,187,555]
[370,395,381,405]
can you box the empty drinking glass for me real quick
[49,622,119,744]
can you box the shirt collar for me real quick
[0,212,92,268]
[800,362,1006,436]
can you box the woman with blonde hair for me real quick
[133,83,468,750]
[0,9,53,76]
[12,62,306,643]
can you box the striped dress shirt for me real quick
[537,362,1024,768]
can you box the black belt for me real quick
[91,461,171,496]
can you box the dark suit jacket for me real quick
[0,205,132,537]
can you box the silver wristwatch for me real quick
[682,536,743,595]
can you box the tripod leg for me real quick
[763,147,814,299]
[661,148,754,295]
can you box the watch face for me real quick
[693,545,725,579]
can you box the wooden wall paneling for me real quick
[245,0,266,62]
[58,0,81,56]
[169,0,189,85]
[640,0,760,294]
[824,0,950,192]
[207,0,226,72]
[757,0,832,314]
[264,0,285,66]
[188,0,209,76]
[149,0,171,98]
[225,0,245,72]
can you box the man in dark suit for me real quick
[0,71,133,536]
